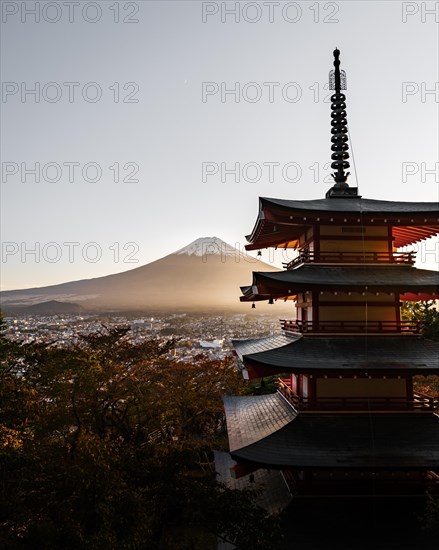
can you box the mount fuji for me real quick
[1,237,291,313]
[175,237,243,257]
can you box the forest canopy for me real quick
[0,320,282,549]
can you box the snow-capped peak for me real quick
[174,237,240,257]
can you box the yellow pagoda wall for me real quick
[316,378,407,398]
[317,292,398,323]
[318,306,396,322]
[319,225,390,253]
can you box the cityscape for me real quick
[3,310,280,359]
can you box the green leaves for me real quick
[401,300,439,341]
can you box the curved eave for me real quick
[232,333,301,361]
[241,266,439,302]
[236,335,439,376]
[230,413,439,470]
[245,197,439,250]
[240,284,295,302]
[394,226,439,247]
[243,357,439,379]
[223,393,297,453]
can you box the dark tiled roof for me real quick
[245,197,439,250]
[260,197,439,214]
[232,333,300,360]
[230,412,439,469]
[235,335,439,373]
[223,394,297,452]
[242,266,439,299]
[214,451,292,515]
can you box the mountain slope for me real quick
[1,237,291,313]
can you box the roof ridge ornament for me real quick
[326,48,359,199]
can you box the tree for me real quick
[0,323,282,549]
[401,300,439,341]
[401,301,439,397]
[419,493,439,534]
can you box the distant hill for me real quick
[3,300,84,315]
[1,237,293,314]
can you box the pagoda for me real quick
[224,49,439,498]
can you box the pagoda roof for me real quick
[223,393,297,452]
[259,196,439,214]
[232,334,439,376]
[240,265,439,301]
[226,395,439,469]
[246,196,439,250]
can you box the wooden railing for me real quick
[283,251,416,270]
[280,319,421,335]
[413,391,439,411]
[276,379,439,412]
[277,378,301,409]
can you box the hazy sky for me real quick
[1,0,438,290]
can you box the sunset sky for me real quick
[1,0,438,290]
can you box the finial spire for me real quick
[326,48,358,198]
[329,48,350,186]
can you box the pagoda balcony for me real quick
[276,379,439,412]
[282,251,416,270]
[280,319,421,335]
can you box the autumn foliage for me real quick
[0,322,282,549]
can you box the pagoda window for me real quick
[302,375,309,398]
[297,303,313,322]
[291,373,298,393]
